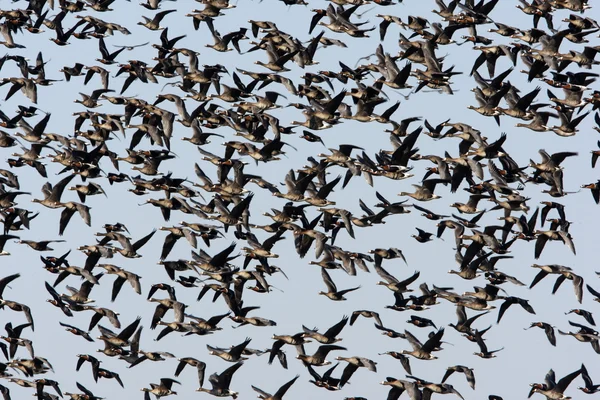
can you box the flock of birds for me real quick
[1,0,600,399]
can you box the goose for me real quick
[138,10,176,30]
[399,179,447,201]
[207,337,251,362]
[401,328,445,360]
[318,268,360,301]
[442,365,476,390]
[529,367,582,400]
[525,322,557,346]
[196,362,243,398]
[141,378,179,399]
[296,344,347,366]
[251,375,299,400]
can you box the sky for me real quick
[1,0,600,399]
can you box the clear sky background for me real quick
[1,0,600,399]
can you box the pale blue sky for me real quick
[1,1,599,399]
